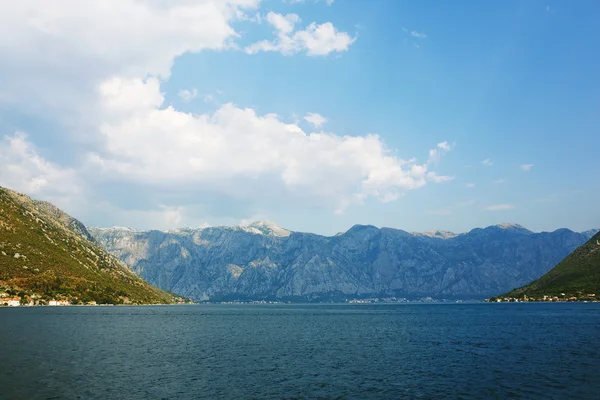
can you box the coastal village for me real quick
[0,291,96,307]
[486,293,598,303]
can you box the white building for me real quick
[48,300,70,306]
[6,298,20,307]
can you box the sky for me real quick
[0,0,599,235]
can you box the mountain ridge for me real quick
[90,220,594,239]
[89,221,598,302]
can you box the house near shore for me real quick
[48,300,70,306]
[2,297,21,307]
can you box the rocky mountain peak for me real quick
[494,223,531,232]
[240,220,291,237]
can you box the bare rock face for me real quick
[89,222,597,301]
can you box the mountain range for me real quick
[89,221,598,302]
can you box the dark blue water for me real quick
[1,303,599,399]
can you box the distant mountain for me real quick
[410,230,460,239]
[501,231,600,299]
[89,221,598,302]
[0,186,185,305]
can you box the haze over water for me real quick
[1,303,599,399]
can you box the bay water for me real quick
[1,303,599,399]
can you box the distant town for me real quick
[0,291,97,307]
[486,293,598,303]
[3,291,599,306]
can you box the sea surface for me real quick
[1,303,599,399]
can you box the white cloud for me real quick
[0,133,81,206]
[266,12,301,34]
[482,158,493,167]
[0,1,452,227]
[426,172,454,183]
[162,205,185,227]
[437,142,451,151]
[493,179,506,184]
[484,204,516,211]
[0,1,261,118]
[203,94,214,103]
[85,77,453,214]
[428,141,452,165]
[411,31,427,39]
[465,183,476,188]
[304,112,328,128]
[521,163,534,171]
[245,12,355,56]
[178,89,198,103]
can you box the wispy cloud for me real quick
[484,204,516,211]
[428,141,452,165]
[482,158,493,167]
[465,183,476,188]
[521,164,534,171]
[427,172,454,183]
[178,88,198,103]
[304,112,327,128]
[456,200,475,207]
[411,31,427,39]
[493,178,506,184]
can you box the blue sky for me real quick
[0,0,598,235]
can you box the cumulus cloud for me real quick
[245,12,355,56]
[304,112,327,128]
[0,0,261,118]
[86,77,453,213]
[521,163,534,171]
[484,204,516,211]
[0,1,451,227]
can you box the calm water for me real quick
[1,303,599,400]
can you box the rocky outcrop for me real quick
[89,222,597,301]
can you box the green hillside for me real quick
[498,231,600,300]
[0,186,186,305]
